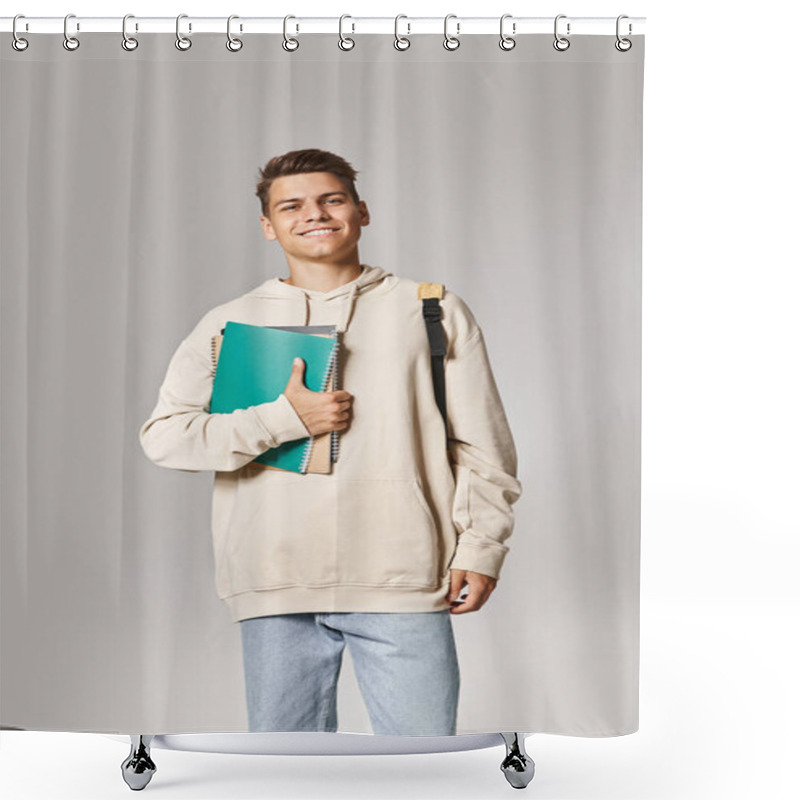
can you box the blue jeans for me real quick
[239,610,460,735]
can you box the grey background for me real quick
[1,32,643,735]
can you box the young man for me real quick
[139,148,522,736]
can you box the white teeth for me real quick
[302,229,336,237]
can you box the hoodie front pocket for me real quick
[335,478,439,587]
[221,469,339,594]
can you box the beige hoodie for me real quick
[139,264,522,623]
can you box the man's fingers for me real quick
[449,581,495,614]
[450,589,485,614]
[448,570,467,602]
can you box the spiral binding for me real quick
[210,334,219,373]
[331,341,340,463]
[299,335,339,473]
[299,435,313,474]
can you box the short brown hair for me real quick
[255,148,360,217]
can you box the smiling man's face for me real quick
[260,171,370,267]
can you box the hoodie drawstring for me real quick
[299,293,309,326]
[338,284,358,333]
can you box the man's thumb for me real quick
[288,357,305,386]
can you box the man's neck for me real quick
[282,263,364,292]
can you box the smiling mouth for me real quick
[300,228,339,237]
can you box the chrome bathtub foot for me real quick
[121,735,157,791]
[500,732,535,789]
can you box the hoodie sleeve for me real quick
[445,325,523,580]
[139,335,311,473]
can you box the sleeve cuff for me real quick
[448,540,508,579]
[250,393,311,447]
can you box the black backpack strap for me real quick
[418,282,448,450]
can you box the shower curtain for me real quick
[0,26,644,737]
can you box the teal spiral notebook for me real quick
[209,321,339,473]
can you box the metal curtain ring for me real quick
[283,15,299,51]
[443,14,460,51]
[553,14,570,51]
[175,14,192,50]
[122,14,138,51]
[338,14,355,50]
[227,15,243,51]
[12,14,29,52]
[63,13,80,51]
[499,13,516,50]
[615,14,632,51]
[394,14,410,50]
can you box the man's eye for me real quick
[327,198,342,203]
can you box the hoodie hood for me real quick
[248,264,394,333]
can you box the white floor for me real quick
[2,599,797,800]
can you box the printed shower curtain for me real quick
[1,26,644,737]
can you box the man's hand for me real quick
[448,569,496,614]
[283,358,353,436]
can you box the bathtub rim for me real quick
[103,731,530,756]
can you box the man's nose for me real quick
[306,203,331,220]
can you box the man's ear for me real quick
[260,215,277,241]
[358,201,370,227]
